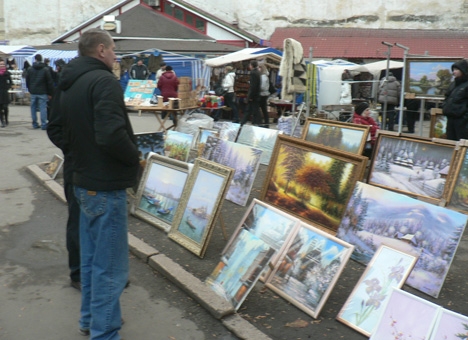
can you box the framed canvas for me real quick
[195,127,219,156]
[367,132,458,204]
[336,181,468,298]
[45,154,64,180]
[213,121,241,142]
[201,136,263,206]
[265,221,354,319]
[369,288,440,340]
[336,245,418,337]
[131,153,192,232]
[164,130,194,162]
[236,125,280,165]
[405,57,459,97]
[446,143,468,213]
[260,134,368,233]
[301,118,370,155]
[168,158,233,258]
[429,108,447,139]
[222,199,299,281]
[134,131,165,161]
[429,308,468,340]
[205,229,275,310]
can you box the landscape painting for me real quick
[45,154,64,180]
[134,131,165,161]
[196,127,219,156]
[265,222,354,318]
[447,146,468,213]
[368,133,457,203]
[201,136,263,206]
[336,245,418,337]
[237,125,280,165]
[168,158,233,257]
[164,130,194,162]
[261,135,367,233]
[223,199,299,280]
[429,308,468,340]
[132,153,191,232]
[206,229,275,310]
[336,181,468,298]
[370,288,440,340]
[429,108,447,139]
[213,121,241,142]
[302,118,370,155]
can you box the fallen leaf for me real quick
[285,319,309,328]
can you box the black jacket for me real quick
[443,59,468,120]
[47,56,139,191]
[248,68,261,100]
[0,71,12,104]
[26,62,53,95]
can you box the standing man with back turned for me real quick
[52,28,139,339]
[26,54,53,129]
[241,60,262,125]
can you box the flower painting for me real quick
[336,181,468,298]
[430,308,468,340]
[337,245,418,336]
[201,136,262,206]
[206,229,275,310]
[370,288,440,340]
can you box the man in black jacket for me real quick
[47,28,139,338]
[241,60,262,125]
[129,58,149,80]
[26,54,53,129]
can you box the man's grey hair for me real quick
[78,28,114,57]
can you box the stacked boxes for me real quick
[177,77,198,108]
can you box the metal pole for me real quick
[394,43,410,134]
[381,41,393,130]
[305,47,313,119]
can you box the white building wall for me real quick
[4,0,468,45]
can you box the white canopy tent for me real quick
[0,45,37,69]
[205,47,282,68]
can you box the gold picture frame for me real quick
[429,108,447,139]
[168,158,233,258]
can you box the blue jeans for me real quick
[30,94,48,128]
[74,186,129,340]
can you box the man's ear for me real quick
[97,44,105,58]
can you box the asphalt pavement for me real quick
[2,103,468,340]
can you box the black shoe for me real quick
[78,328,89,336]
[71,280,82,291]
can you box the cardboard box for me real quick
[178,83,192,92]
[157,95,164,108]
[168,98,181,109]
[178,77,192,85]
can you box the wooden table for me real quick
[269,100,294,116]
[127,105,199,132]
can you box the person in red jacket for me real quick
[157,65,179,102]
[352,102,380,157]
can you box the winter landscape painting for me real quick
[302,118,370,155]
[261,135,367,233]
[265,221,354,318]
[164,130,194,162]
[336,245,418,336]
[336,181,468,298]
[206,229,275,310]
[168,158,233,258]
[368,134,457,202]
[213,121,241,142]
[370,288,440,340]
[223,199,299,280]
[429,308,468,340]
[236,125,279,165]
[447,146,468,213]
[132,154,191,232]
[201,136,263,206]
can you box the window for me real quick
[185,13,193,26]
[195,18,205,32]
[174,8,184,21]
[164,5,173,16]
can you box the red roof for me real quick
[269,27,468,60]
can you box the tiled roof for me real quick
[269,27,468,59]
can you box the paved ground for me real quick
[3,103,468,340]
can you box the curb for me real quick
[26,163,272,340]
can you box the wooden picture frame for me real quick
[370,288,440,340]
[205,229,275,310]
[446,142,468,213]
[429,108,447,139]
[236,125,280,165]
[201,136,263,207]
[429,308,468,340]
[45,154,64,180]
[367,131,458,205]
[336,245,418,337]
[222,199,299,281]
[336,181,468,298]
[164,130,194,162]
[260,134,368,234]
[168,158,233,258]
[405,57,459,97]
[195,127,219,156]
[265,221,354,319]
[131,153,192,232]
[301,118,370,155]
